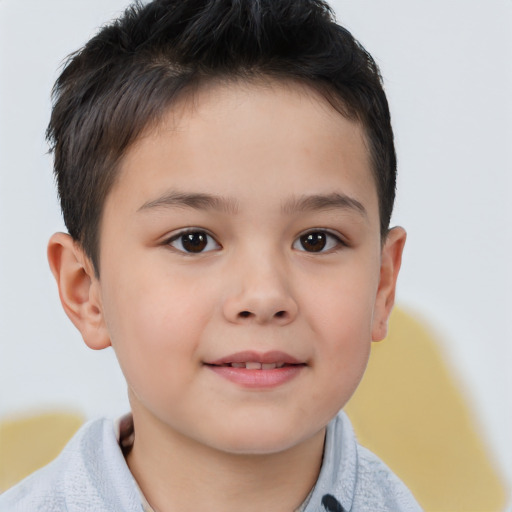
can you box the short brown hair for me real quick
[48,0,396,274]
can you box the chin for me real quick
[211,424,320,456]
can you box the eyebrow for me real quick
[138,191,239,215]
[138,190,367,218]
[282,193,367,217]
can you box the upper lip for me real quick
[207,350,304,366]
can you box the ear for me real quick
[371,227,407,342]
[47,232,111,350]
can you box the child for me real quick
[0,0,421,510]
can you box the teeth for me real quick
[245,362,262,370]
[228,362,286,369]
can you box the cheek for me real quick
[301,268,377,395]
[313,297,372,384]
[308,298,372,421]
[305,268,378,344]
[100,270,214,394]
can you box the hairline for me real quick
[82,74,387,276]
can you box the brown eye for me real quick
[299,232,327,252]
[293,231,343,253]
[168,231,220,253]
[182,232,207,252]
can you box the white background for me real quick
[1,0,511,499]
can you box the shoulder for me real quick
[304,411,423,512]
[0,417,141,512]
[352,442,422,511]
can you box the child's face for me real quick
[85,80,403,454]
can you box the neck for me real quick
[126,411,325,512]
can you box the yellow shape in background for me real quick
[0,411,83,492]
[345,307,507,511]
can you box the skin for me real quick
[48,80,406,512]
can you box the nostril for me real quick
[235,310,290,321]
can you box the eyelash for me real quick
[166,229,221,254]
[165,228,346,254]
[292,230,346,253]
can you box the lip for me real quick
[207,350,303,366]
[205,351,306,389]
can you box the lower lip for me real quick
[207,365,304,388]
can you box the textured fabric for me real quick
[0,419,142,512]
[302,413,423,511]
[0,411,422,511]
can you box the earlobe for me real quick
[371,227,406,342]
[47,232,111,350]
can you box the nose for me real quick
[222,253,298,326]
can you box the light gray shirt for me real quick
[0,411,422,511]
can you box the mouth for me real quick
[205,350,306,370]
[207,361,298,370]
[205,351,306,388]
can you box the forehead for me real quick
[107,79,378,222]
